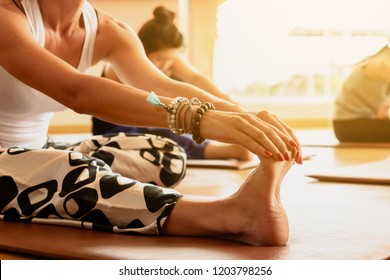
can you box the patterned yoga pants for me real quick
[0,132,186,235]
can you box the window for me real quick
[213,0,390,120]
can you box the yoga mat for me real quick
[306,157,390,185]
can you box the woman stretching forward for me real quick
[0,0,301,246]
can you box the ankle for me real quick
[223,197,289,246]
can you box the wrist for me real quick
[214,100,245,113]
[146,92,217,143]
[190,102,215,144]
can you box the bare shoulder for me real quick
[0,0,17,8]
[0,0,31,32]
[93,8,141,62]
[96,9,133,34]
[0,0,35,53]
[0,0,26,20]
[0,0,25,18]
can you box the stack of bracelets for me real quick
[147,92,215,144]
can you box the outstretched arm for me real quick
[0,4,300,161]
[168,52,237,103]
[97,12,240,113]
[95,12,301,161]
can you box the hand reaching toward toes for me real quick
[200,109,302,164]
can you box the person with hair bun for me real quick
[92,6,247,161]
[139,6,235,103]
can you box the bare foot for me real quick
[222,156,293,246]
[163,154,294,246]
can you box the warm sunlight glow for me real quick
[214,0,390,96]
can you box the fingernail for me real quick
[283,151,290,161]
[277,153,284,161]
[295,151,301,164]
[289,140,298,147]
[297,151,303,165]
[264,150,272,157]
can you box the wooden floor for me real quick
[1,131,390,260]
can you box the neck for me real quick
[37,0,84,36]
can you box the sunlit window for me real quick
[214,0,390,98]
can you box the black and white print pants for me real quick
[0,132,186,235]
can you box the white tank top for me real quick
[0,0,97,148]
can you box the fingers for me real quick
[255,111,303,164]
[233,130,275,159]
[200,110,302,163]
[270,114,302,164]
[200,111,280,159]
[255,111,297,147]
[240,114,291,161]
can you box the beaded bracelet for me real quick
[180,103,191,133]
[191,102,215,144]
[174,99,190,135]
[146,92,215,143]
